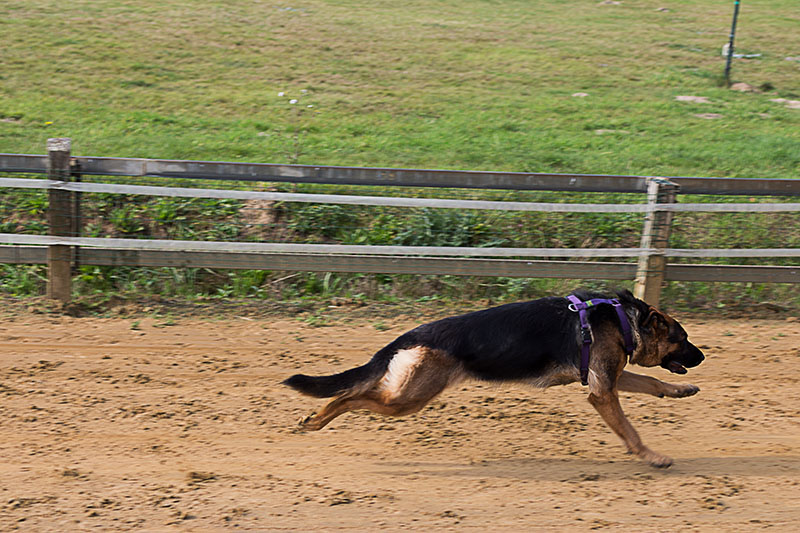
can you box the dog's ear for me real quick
[616,288,635,302]
[642,308,667,330]
[618,289,650,317]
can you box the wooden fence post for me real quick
[46,138,73,303]
[634,177,679,308]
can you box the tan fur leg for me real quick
[299,396,429,431]
[588,377,673,468]
[617,370,699,398]
[299,347,461,431]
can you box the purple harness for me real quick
[567,295,635,386]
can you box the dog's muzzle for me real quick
[661,342,705,374]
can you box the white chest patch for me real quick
[379,347,424,395]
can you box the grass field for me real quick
[1,1,799,309]
[2,0,798,176]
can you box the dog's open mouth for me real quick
[665,360,687,374]
[661,359,687,374]
[661,344,705,375]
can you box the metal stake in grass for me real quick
[724,0,742,87]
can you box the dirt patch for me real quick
[0,309,798,531]
[676,95,712,104]
[239,198,286,241]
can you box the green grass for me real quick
[1,0,798,177]
[1,1,800,310]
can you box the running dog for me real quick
[283,289,705,468]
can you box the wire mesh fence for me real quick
[4,174,800,261]
[1,148,799,307]
[0,173,654,255]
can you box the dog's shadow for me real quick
[377,455,800,481]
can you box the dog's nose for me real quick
[690,344,705,366]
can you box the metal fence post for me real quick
[46,138,73,303]
[634,177,679,308]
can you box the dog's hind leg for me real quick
[299,346,460,431]
[299,395,431,431]
[587,374,673,468]
[617,370,699,398]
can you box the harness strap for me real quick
[567,295,635,386]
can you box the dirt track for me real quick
[1,306,799,531]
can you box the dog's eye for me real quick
[669,332,688,343]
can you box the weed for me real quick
[287,204,358,240]
[273,89,319,164]
[0,265,47,295]
[110,205,145,235]
[303,313,333,327]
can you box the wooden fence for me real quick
[1,138,799,306]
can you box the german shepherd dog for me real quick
[283,290,705,468]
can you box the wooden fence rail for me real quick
[4,152,800,196]
[1,139,799,306]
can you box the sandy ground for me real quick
[1,305,799,532]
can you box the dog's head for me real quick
[618,290,705,373]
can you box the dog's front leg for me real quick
[617,370,699,398]
[587,376,673,468]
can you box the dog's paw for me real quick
[669,384,700,398]
[294,414,322,432]
[631,445,673,468]
[643,451,674,469]
[648,455,674,469]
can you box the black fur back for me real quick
[283,290,646,393]
[399,297,579,380]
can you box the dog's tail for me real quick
[282,344,397,398]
